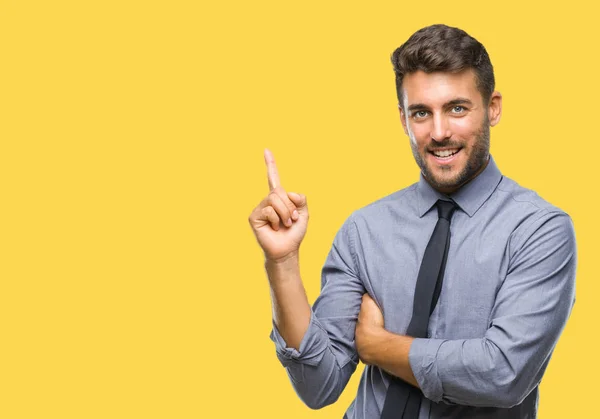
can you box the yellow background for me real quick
[1,1,597,417]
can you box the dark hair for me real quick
[391,24,495,107]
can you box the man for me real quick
[248,24,576,418]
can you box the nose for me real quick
[431,113,451,142]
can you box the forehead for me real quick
[402,69,481,108]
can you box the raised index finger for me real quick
[264,148,280,191]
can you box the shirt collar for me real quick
[416,155,503,218]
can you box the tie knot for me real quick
[436,199,457,221]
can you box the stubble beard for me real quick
[410,116,491,192]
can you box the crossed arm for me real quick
[270,212,576,409]
[355,293,418,387]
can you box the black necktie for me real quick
[380,199,458,419]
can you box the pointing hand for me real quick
[248,149,309,262]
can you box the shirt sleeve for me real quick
[269,215,366,409]
[409,211,577,408]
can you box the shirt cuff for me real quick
[409,338,445,402]
[269,309,329,367]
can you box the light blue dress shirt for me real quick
[270,156,576,418]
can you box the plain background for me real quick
[1,1,597,417]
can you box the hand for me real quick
[356,293,385,364]
[248,149,309,262]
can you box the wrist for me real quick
[265,250,299,265]
[265,251,301,286]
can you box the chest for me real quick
[360,213,511,339]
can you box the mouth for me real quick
[428,147,462,164]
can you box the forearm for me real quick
[362,326,532,407]
[409,336,535,407]
[267,216,365,409]
[267,252,358,409]
[359,326,418,387]
[270,325,357,410]
[266,252,311,350]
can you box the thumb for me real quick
[287,192,307,209]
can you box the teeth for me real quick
[433,149,459,158]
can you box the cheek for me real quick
[408,123,430,148]
[449,119,472,132]
[449,116,481,139]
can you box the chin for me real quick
[426,167,466,191]
[431,178,462,191]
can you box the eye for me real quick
[451,106,466,114]
[412,110,429,119]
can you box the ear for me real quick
[398,104,409,135]
[488,91,502,127]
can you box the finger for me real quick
[272,186,298,221]
[261,206,280,231]
[264,148,281,191]
[268,192,293,227]
[287,192,307,210]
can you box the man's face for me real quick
[400,69,501,194]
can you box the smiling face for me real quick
[400,69,502,194]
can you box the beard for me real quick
[410,115,490,192]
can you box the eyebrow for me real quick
[406,98,474,112]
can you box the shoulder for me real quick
[328,183,419,260]
[496,176,565,215]
[348,182,419,226]
[495,176,575,251]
